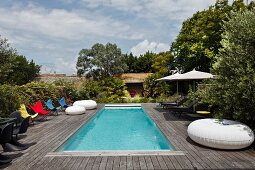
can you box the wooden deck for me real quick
[1,103,255,169]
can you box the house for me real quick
[114,73,153,96]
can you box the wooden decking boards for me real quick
[1,103,254,170]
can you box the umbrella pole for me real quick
[177,81,179,95]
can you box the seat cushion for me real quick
[65,106,86,115]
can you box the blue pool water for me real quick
[57,106,174,151]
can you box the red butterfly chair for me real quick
[30,100,50,120]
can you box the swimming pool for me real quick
[56,106,174,151]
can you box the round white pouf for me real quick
[65,106,86,115]
[73,100,97,110]
[187,119,254,150]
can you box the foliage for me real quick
[97,77,128,103]
[0,82,61,117]
[124,53,138,73]
[143,73,173,98]
[198,8,255,129]
[0,36,40,85]
[0,85,22,117]
[124,51,156,73]
[135,51,155,73]
[171,0,248,73]
[76,43,127,79]
[152,51,174,76]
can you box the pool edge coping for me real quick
[46,150,185,157]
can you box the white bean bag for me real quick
[65,106,86,115]
[187,118,254,150]
[73,100,97,110]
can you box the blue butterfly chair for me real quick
[58,97,71,110]
[45,99,61,115]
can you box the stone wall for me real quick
[35,76,86,84]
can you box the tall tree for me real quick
[152,51,174,76]
[171,0,248,73]
[76,43,127,79]
[135,51,155,73]
[199,8,255,128]
[123,53,138,73]
[0,36,40,85]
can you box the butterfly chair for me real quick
[45,99,61,115]
[30,100,50,120]
[19,104,38,124]
[58,97,72,110]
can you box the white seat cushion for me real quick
[65,106,86,115]
[188,118,254,150]
[73,100,97,110]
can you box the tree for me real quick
[152,51,174,76]
[7,56,40,85]
[0,36,40,85]
[123,53,138,73]
[199,8,255,129]
[135,51,155,73]
[76,43,127,79]
[171,0,248,73]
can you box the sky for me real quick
[0,0,214,75]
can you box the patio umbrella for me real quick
[157,73,182,95]
[157,70,214,94]
[174,69,215,91]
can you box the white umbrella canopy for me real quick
[156,69,215,94]
[169,69,214,80]
[156,72,182,81]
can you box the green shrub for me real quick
[0,85,22,117]
[143,73,173,98]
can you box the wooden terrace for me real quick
[1,103,255,169]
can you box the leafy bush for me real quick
[0,85,22,117]
[0,82,61,117]
[143,73,173,98]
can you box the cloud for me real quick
[81,0,213,20]
[0,0,214,75]
[130,40,169,56]
[0,5,141,41]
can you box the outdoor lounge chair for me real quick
[167,98,200,117]
[58,97,71,109]
[45,99,61,115]
[30,100,50,119]
[161,96,189,108]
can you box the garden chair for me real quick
[167,98,200,117]
[45,99,61,115]
[0,123,14,152]
[58,97,72,110]
[19,104,38,123]
[161,96,189,108]
[29,100,50,120]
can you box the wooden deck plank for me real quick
[138,156,147,170]
[144,156,154,170]
[119,156,127,170]
[150,156,161,170]
[156,156,168,170]
[99,157,108,170]
[92,156,102,170]
[132,156,141,170]
[126,156,133,170]
[105,156,114,170]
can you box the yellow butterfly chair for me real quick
[19,104,38,119]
